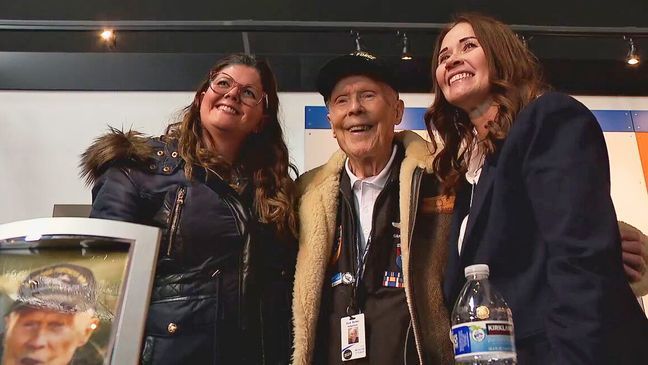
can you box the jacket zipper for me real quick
[404,168,425,363]
[403,320,413,365]
[220,194,259,362]
[167,186,186,256]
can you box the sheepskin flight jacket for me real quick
[292,131,455,365]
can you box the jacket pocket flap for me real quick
[146,295,219,336]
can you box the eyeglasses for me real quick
[208,72,266,107]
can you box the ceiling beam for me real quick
[1,19,648,37]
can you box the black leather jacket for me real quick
[82,130,294,364]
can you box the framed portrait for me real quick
[0,217,161,365]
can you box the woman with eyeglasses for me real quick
[81,54,297,364]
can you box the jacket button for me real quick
[156,150,164,156]
[149,164,156,170]
[281,270,287,277]
[167,322,178,334]
[162,166,171,173]
[171,151,178,158]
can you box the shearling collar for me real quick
[298,130,435,195]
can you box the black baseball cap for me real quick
[316,51,399,103]
[9,263,97,314]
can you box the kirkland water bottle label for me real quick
[451,320,515,356]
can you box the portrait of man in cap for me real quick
[1,263,102,365]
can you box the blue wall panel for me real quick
[306,106,645,133]
[591,110,634,132]
[632,111,648,132]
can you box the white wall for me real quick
[1,91,188,223]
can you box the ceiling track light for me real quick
[100,29,117,49]
[516,34,534,48]
[397,31,413,60]
[350,30,363,52]
[624,36,640,65]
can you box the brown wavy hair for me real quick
[425,13,548,194]
[166,53,297,239]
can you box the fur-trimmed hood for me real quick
[80,127,154,185]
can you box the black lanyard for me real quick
[348,235,371,316]
[341,161,397,316]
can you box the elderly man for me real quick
[291,52,648,365]
[1,263,101,365]
[292,52,455,365]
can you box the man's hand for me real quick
[619,221,648,295]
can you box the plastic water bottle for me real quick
[450,264,516,364]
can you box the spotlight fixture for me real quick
[624,36,640,65]
[516,34,533,48]
[100,29,116,48]
[397,31,413,60]
[350,30,363,52]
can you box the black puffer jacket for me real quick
[81,130,295,365]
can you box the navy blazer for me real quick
[443,92,648,364]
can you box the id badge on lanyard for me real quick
[340,234,371,361]
[340,313,367,361]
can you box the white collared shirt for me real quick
[345,145,398,253]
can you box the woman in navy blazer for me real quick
[425,13,648,364]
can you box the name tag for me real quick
[340,313,367,361]
[422,195,455,214]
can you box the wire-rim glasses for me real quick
[208,72,266,107]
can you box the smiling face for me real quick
[435,22,491,113]
[2,308,96,365]
[199,64,265,148]
[327,75,403,174]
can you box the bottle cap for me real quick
[464,264,489,278]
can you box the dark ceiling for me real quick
[1,0,647,95]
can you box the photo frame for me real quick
[0,217,161,364]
